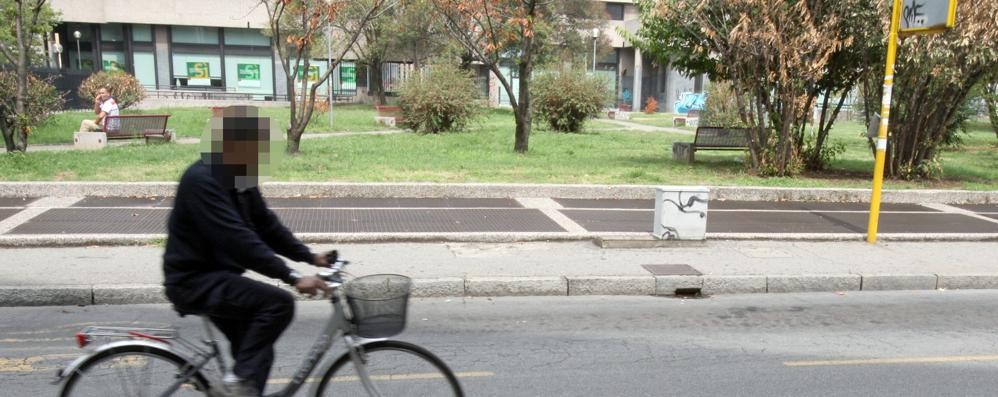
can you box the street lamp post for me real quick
[591,28,600,73]
[72,30,82,70]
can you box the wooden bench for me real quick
[374,105,405,127]
[103,114,174,144]
[672,126,749,164]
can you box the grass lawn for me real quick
[3,108,995,190]
[28,104,385,145]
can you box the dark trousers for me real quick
[167,273,295,394]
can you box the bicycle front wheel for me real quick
[60,344,209,397]
[315,340,463,397]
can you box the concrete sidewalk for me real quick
[1,182,995,306]
[2,240,997,306]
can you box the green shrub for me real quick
[78,71,146,110]
[0,71,64,143]
[532,66,609,133]
[398,63,480,134]
[701,80,749,128]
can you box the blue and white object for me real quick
[674,92,706,114]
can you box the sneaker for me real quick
[209,379,260,397]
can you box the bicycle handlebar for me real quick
[317,250,350,287]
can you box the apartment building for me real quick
[47,0,357,104]
[46,0,700,111]
[599,1,702,112]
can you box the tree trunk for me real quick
[985,83,998,140]
[368,60,385,105]
[11,1,28,153]
[286,127,302,154]
[2,120,15,152]
[513,62,532,153]
[285,72,299,152]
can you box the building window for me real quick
[172,53,222,87]
[606,3,624,21]
[132,24,152,42]
[133,52,157,89]
[224,28,270,46]
[101,51,126,72]
[171,26,219,45]
[331,61,358,96]
[65,23,95,71]
[101,23,124,42]
[224,55,274,98]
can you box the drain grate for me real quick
[641,264,702,276]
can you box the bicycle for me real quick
[54,253,464,396]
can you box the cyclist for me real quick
[163,106,329,397]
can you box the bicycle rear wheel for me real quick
[60,344,209,397]
[315,340,463,397]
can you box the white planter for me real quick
[653,186,709,240]
[73,132,107,150]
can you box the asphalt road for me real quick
[5,291,998,396]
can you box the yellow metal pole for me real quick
[867,0,903,244]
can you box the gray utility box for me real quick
[653,186,709,240]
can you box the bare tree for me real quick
[433,0,600,153]
[261,0,388,154]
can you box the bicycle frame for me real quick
[59,259,391,397]
[270,292,386,397]
[173,292,383,397]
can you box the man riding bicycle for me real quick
[163,106,329,396]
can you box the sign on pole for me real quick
[866,0,957,244]
[899,0,958,36]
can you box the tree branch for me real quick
[0,43,16,65]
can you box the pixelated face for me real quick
[222,138,263,167]
[202,106,282,190]
[97,88,110,101]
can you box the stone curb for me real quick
[3,231,997,248]
[0,285,92,307]
[1,182,995,204]
[860,274,938,291]
[937,274,998,290]
[467,277,566,297]
[93,284,169,305]
[8,273,998,307]
[767,274,862,293]
[568,276,655,296]
[702,275,768,295]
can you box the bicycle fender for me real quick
[54,340,174,382]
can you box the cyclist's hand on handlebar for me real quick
[295,275,331,298]
[313,250,339,267]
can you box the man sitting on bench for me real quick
[78,87,119,133]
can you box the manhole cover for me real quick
[642,264,702,276]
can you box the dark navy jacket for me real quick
[163,160,312,298]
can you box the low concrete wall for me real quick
[1,182,995,204]
[134,98,292,110]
